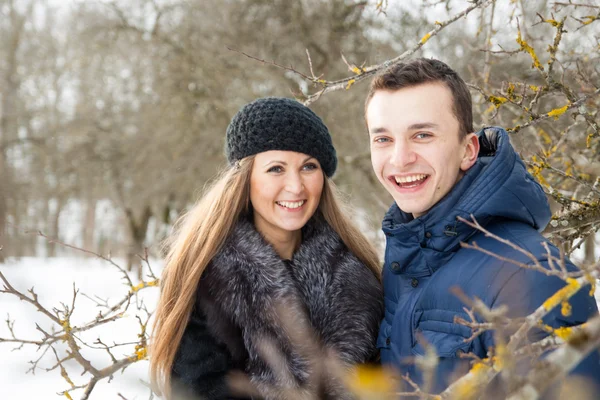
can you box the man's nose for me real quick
[390,141,417,167]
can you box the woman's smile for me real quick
[275,199,307,210]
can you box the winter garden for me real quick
[2,0,600,399]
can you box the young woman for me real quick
[150,97,383,400]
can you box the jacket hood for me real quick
[382,126,551,259]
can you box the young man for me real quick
[365,58,600,394]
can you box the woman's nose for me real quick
[284,173,304,194]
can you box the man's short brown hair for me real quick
[365,58,473,138]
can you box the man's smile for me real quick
[389,174,430,190]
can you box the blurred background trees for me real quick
[2,0,600,399]
[0,0,598,264]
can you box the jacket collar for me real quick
[382,127,551,275]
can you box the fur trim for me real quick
[198,216,383,397]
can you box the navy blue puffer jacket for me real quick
[378,127,600,394]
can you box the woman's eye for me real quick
[303,163,319,171]
[267,166,283,173]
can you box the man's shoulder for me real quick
[448,219,592,313]
[462,218,550,264]
[422,219,565,306]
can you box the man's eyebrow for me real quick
[368,127,389,135]
[407,122,439,130]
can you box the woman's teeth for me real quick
[276,200,305,209]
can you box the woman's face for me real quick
[250,150,324,240]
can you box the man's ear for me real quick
[460,133,480,172]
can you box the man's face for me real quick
[366,82,479,218]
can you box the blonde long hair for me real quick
[150,156,381,399]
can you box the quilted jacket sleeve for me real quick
[484,260,600,395]
[171,306,234,400]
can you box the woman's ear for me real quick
[460,133,480,172]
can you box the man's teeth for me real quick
[395,174,428,184]
[276,200,305,209]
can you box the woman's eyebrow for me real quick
[263,160,286,167]
[264,156,315,167]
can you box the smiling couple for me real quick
[151,58,600,399]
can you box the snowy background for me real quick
[1,253,599,400]
[0,257,161,400]
[2,0,600,398]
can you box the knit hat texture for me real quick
[225,97,337,177]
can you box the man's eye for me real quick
[267,166,283,173]
[374,137,391,143]
[415,132,432,139]
[303,163,319,171]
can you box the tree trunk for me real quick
[82,196,97,253]
[0,155,6,262]
[11,197,25,259]
[0,0,28,263]
[125,205,152,279]
[47,197,63,257]
[585,234,596,266]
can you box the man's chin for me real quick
[394,202,431,218]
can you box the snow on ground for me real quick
[1,257,599,400]
[0,257,161,400]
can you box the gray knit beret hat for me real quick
[225,97,337,177]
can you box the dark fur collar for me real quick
[199,215,383,397]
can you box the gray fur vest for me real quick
[197,216,383,397]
